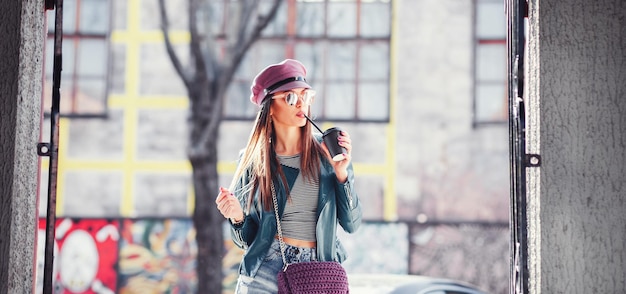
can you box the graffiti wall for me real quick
[36,218,247,294]
[36,219,403,293]
[117,219,197,293]
[36,218,119,294]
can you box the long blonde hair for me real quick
[229,98,324,212]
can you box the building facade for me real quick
[36,0,510,293]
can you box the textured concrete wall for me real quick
[526,0,626,292]
[0,0,45,293]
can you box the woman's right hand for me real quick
[215,187,245,223]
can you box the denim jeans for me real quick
[235,238,317,294]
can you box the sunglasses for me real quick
[272,89,316,106]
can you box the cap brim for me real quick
[268,81,311,94]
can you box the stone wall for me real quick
[526,0,626,292]
[0,0,45,293]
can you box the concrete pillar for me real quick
[0,0,45,293]
[526,0,626,293]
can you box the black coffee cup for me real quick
[323,127,346,161]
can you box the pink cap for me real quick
[250,59,311,106]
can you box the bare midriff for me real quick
[276,235,316,248]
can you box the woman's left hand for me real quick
[321,130,352,183]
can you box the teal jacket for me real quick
[230,142,362,277]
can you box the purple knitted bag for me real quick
[271,184,350,293]
[277,261,349,294]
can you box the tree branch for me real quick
[158,0,191,88]
[235,0,259,47]
[192,0,283,153]
[199,1,219,82]
[189,0,209,84]
[232,0,282,65]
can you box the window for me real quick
[224,0,392,122]
[44,0,111,117]
[473,0,506,125]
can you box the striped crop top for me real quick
[277,153,319,242]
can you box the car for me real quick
[348,274,489,294]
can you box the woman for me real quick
[215,59,362,293]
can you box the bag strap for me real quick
[271,183,290,270]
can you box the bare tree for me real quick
[157,0,282,292]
